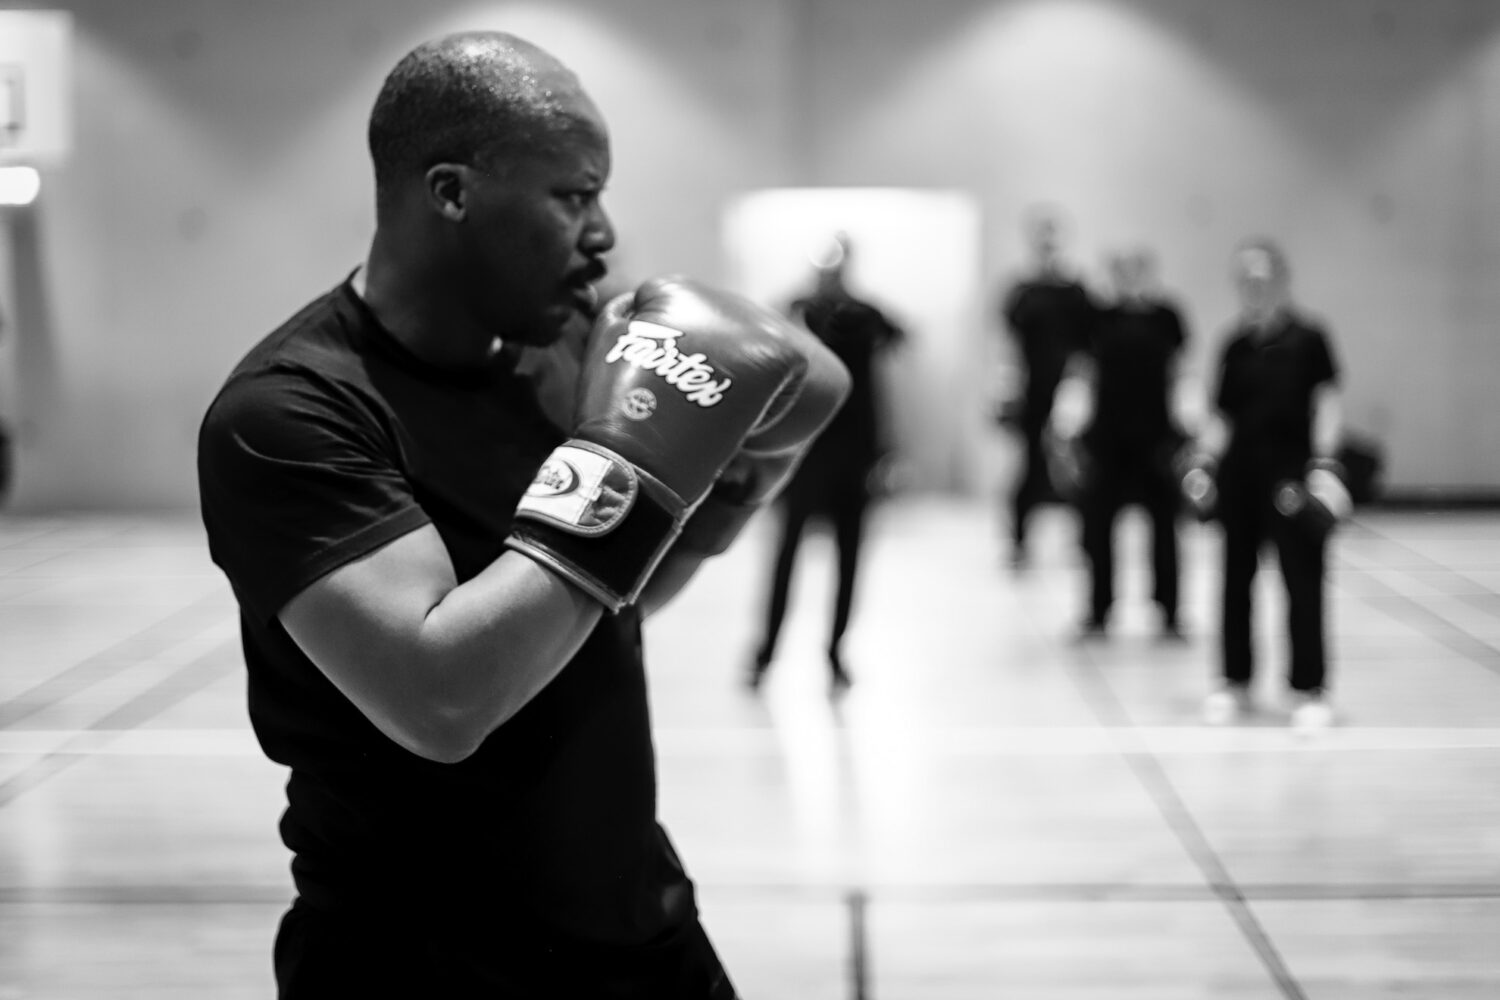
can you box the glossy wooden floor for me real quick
[0,498,1497,998]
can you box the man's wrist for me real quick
[1307,455,1345,479]
[506,442,689,612]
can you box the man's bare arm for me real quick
[1312,383,1343,460]
[280,524,602,764]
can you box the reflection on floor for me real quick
[0,498,1496,998]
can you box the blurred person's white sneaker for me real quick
[1289,692,1335,733]
[1203,684,1252,725]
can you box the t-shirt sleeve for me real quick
[1166,304,1188,353]
[1212,338,1237,415]
[1309,325,1339,387]
[197,366,431,626]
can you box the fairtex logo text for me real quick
[603,321,732,407]
[528,457,579,498]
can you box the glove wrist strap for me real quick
[1307,456,1346,479]
[506,441,688,612]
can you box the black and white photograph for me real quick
[0,2,1496,997]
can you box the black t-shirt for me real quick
[1085,298,1186,446]
[786,289,900,495]
[196,279,697,964]
[1214,311,1339,480]
[1002,275,1094,408]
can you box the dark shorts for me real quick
[274,896,739,999]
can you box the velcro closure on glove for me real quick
[506,441,688,612]
[513,442,638,536]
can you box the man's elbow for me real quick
[385,698,507,765]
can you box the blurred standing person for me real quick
[1068,248,1188,639]
[748,233,904,693]
[0,303,9,501]
[998,207,1094,568]
[1196,238,1347,730]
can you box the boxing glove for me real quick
[1176,450,1219,522]
[1273,480,1336,542]
[1306,458,1353,521]
[678,321,852,555]
[1274,459,1351,543]
[506,276,811,610]
[1043,427,1090,503]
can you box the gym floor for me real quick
[0,496,1496,998]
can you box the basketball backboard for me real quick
[0,11,73,166]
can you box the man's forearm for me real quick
[1312,385,1343,459]
[281,530,605,765]
[1197,413,1231,459]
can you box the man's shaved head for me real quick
[368,32,594,202]
[360,30,614,356]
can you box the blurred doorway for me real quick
[722,187,987,496]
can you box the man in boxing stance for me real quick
[1196,238,1345,730]
[197,32,847,997]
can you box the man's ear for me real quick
[424,163,472,222]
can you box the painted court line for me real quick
[3,725,1498,758]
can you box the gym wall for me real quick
[3,0,1497,508]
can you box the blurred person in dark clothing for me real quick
[748,233,904,694]
[1065,248,1189,639]
[1195,238,1346,731]
[998,207,1093,568]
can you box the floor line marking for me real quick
[3,881,1498,907]
[0,594,236,726]
[1342,522,1500,680]
[0,637,242,808]
[1066,647,1310,1000]
[847,889,870,1000]
[4,725,1499,757]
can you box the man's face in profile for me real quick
[459,106,615,348]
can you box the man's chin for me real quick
[505,304,591,349]
[557,304,594,343]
